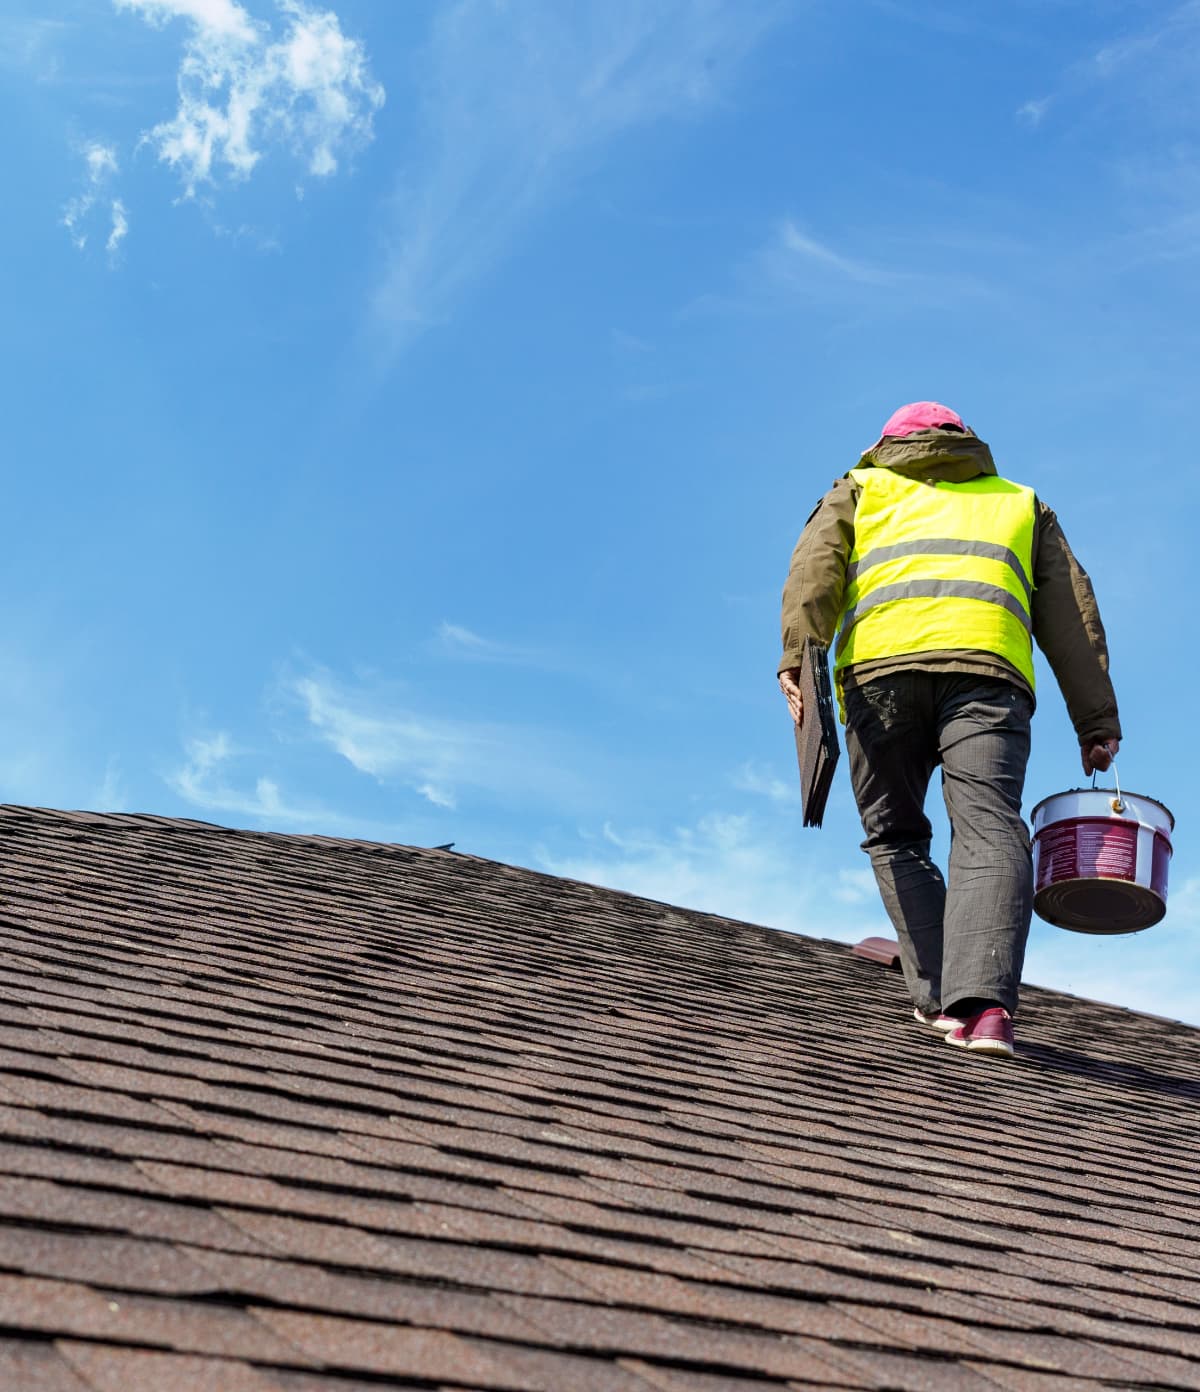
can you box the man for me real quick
[778,401,1121,1058]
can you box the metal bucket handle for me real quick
[1091,753,1125,814]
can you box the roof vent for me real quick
[851,936,901,968]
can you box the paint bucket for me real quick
[1031,781,1174,935]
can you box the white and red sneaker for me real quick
[944,1006,1015,1058]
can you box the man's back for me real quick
[777,401,1121,1060]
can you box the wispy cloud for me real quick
[768,221,913,289]
[293,675,483,810]
[288,667,590,812]
[1034,4,1200,138]
[114,0,384,196]
[687,217,992,320]
[731,760,796,805]
[1005,5,1200,273]
[1016,97,1051,128]
[167,730,328,824]
[372,0,775,344]
[95,756,128,812]
[435,621,543,667]
[62,142,128,260]
[540,811,889,941]
[0,16,69,80]
[108,199,129,254]
[0,639,128,811]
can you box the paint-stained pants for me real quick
[844,672,1033,1016]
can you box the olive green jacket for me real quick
[778,429,1122,745]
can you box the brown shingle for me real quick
[181,1248,559,1341]
[470,1345,686,1392]
[56,1343,283,1392]
[0,1175,272,1252]
[544,1258,872,1341]
[0,1338,93,1392]
[250,1311,515,1384]
[620,1362,845,1392]
[0,1225,220,1293]
[484,1295,868,1382]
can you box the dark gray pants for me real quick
[844,672,1033,1016]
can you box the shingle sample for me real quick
[0,803,1198,1392]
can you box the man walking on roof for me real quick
[778,402,1121,1058]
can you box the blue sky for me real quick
[4,0,1197,1025]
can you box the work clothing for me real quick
[835,468,1038,706]
[779,430,1121,747]
[780,424,1121,1021]
[845,672,1033,1016]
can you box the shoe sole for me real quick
[913,1010,956,1033]
[945,1033,1015,1058]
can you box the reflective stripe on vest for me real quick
[834,468,1037,706]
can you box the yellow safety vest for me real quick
[834,468,1037,714]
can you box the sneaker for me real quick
[944,1006,1015,1058]
[913,1007,956,1032]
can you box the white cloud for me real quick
[63,141,127,258]
[373,0,775,342]
[767,220,914,290]
[86,144,120,181]
[683,216,993,319]
[437,622,507,658]
[115,0,384,196]
[120,0,259,42]
[167,730,327,825]
[1036,5,1200,140]
[107,199,129,255]
[435,621,543,667]
[541,812,890,942]
[1017,97,1051,128]
[0,17,68,80]
[95,756,128,812]
[732,760,796,805]
[288,668,588,812]
[417,782,457,811]
[832,867,876,905]
[293,675,485,786]
[611,329,654,355]
[0,639,140,813]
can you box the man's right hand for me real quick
[1081,738,1120,775]
[779,668,804,726]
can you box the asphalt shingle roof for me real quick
[0,804,1198,1391]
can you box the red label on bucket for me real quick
[1036,818,1138,888]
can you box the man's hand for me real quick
[779,668,804,726]
[1081,738,1120,775]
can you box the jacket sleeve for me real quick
[1030,501,1122,746]
[778,478,856,674]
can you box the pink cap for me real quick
[879,401,965,438]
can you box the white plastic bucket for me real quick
[1031,786,1174,934]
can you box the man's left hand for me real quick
[1081,738,1120,775]
[779,668,804,726]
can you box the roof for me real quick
[0,804,1198,1392]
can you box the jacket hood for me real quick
[853,428,996,484]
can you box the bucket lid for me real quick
[1031,786,1175,830]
